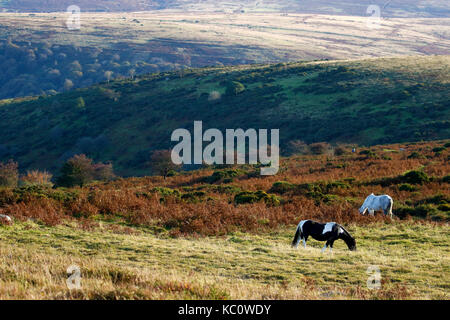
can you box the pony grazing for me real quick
[359,193,394,218]
[292,220,356,252]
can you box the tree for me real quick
[226,81,245,96]
[92,162,115,181]
[64,78,74,91]
[285,140,308,155]
[309,142,331,155]
[57,154,95,187]
[57,154,116,187]
[150,150,181,180]
[0,160,19,187]
[104,71,113,83]
[75,97,85,109]
[128,68,136,80]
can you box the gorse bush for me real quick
[432,147,446,153]
[359,149,377,159]
[401,170,430,185]
[398,183,418,192]
[204,169,245,184]
[181,191,207,203]
[151,187,181,197]
[407,151,425,159]
[369,170,430,186]
[234,191,281,206]
[269,181,296,194]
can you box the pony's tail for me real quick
[387,198,394,217]
[292,225,302,248]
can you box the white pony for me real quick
[359,193,394,218]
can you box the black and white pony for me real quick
[359,193,394,218]
[292,220,356,252]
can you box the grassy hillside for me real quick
[0,12,448,99]
[0,140,448,299]
[0,55,449,176]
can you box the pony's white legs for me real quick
[369,209,375,216]
[302,239,306,248]
[321,244,327,253]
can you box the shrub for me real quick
[234,191,281,206]
[210,185,241,194]
[443,175,450,183]
[0,160,19,188]
[326,181,351,190]
[309,142,330,155]
[395,204,434,219]
[419,194,448,205]
[269,181,296,194]
[398,183,418,192]
[20,170,53,187]
[181,191,207,203]
[334,145,348,156]
[0,188,17,206]
[13,185,78,203]
[407,151,425,159]
[401,170,429,185]
[205,169,244,184]
[359,149,377,158]
[166,170,178,177]
[432,147,446,153]
[368,170,430,187]
[151,187,181,198]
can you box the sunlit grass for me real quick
[0,220,448,299]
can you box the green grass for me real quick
[0,220,448,299]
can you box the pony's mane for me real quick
[338,224,355,247]
[338,224,351,237]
